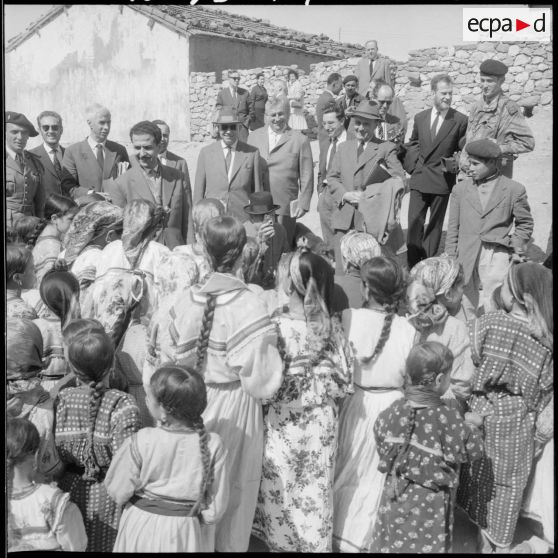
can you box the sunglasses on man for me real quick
[219,124,238,131]
[41,125,60,131]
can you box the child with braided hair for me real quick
[54,327,140,552]
[105,365,229,552]
[145,215,283,552]
[370,341,483,553]
[333,255,417,552]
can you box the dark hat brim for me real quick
[243,204,280,215]
[350,111,381,121]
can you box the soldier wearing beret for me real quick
[445,138,534,319]
[460,59,535,178]
[5,111,45,225]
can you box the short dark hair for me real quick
[129,120,162,144]
[323,101,345,122]
[37,110,63,127]
[152,119,169,128]
[431,74,453,91]
[287,69,299,79]
[327,73,342,86]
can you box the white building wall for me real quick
[6,5,191,146]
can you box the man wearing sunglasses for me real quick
[29,111,66,199]
[215,70,250,142]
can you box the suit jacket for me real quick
[215,86,250,128]
[317,128,353,189]
[248,126,314,216]
[194,140,262,223]
[408,108,468,195]
[161,150,190,180]
[327,138,404,232]
[355,56,392,95]
[29,144,66,198]
[108,164,191,245]
[61,138,130,198]
[445,175,534,283]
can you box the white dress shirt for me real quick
[221,140,238,182]
[44,143,62,165]
[323,129,347,185]
[87,136,106,155]
[268,127,284,152]
[430,107,449,136]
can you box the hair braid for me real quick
[82,381,106,481]
[27,218,49,249]
[361,309,395,365]
[190,417,215,517]
[195,295,217,374]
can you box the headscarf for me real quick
[6,317,44,383]
[121,200,166,269]
[409,254,461,297]
[63,201,123,265]
[340,230,382,272]
[406,280,448,333]
[289,250,331,359]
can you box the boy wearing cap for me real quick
[5,111,45,223]
[445,138,534,318]
[461,59,534,178]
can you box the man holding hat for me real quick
[5,111,45,224]
[461,59,535,178]
[327,100,405,272]
[194,107,262,223]
[445,138,534,318]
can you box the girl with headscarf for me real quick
[84,199,170,426]
[406,254,474,405]
[7,318,63,482]
[253,249,354,552]
[457,262,553,553]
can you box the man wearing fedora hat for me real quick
[5,111,46,224]
[194,107,262,223]
[243,191,289,287]
[327,100,405,272]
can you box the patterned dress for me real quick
[371,399,484,553]
[33,315,69,393]
[32,230,62,286]
[7,289,38,319]
[8,482,88,551]
[55,387,140,552]
[253,315,354,552]
[457,311,553,548]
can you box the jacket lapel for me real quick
[464,181,483,215]
[259,128,270,160]
[354,141,380,174]
[39,145,59,179]
[229,145,245,185]
[133,167,156,204]
[213,142,229,182]
[80,140,102,181]
[482,176,507,217]
[103,145,117,178]
[6,153,23,176]
[270,128,292,154]
[160,166,178,208]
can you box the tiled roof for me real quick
[7,4,363,59]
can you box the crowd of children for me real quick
[6,151,553,553]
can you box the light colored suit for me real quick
[108,164,191,247]
[29,144,67,198]
[61,138,129,198]
[355,56,392,95]
[194,140,262,223]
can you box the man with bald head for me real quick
[62,103,129,199]
[355,40,392,96]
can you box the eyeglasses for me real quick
[231,77,240,81]
[41,125,60,131]
[377,100,393,105]
[220,124,237,131]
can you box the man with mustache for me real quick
[107,120,191,248]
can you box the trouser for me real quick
[461,243,511,320]
[317,188,336,251]
[277,214,296,248]
[407,189,449,269]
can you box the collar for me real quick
[6,146,21,160]
[474,171,499,186]
[221,140,238,151]
[198,272,247,295]
[432,107,449,119]
[44,143,60,155]
[480,93,502,112]
[229,85,238,95]
[88,136,106,150]
[159,150,168,159]
[140,160,162,179]
[268,126,285,136]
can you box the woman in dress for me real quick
[7,242,38,319]
[333,256,417,552]
[105,365,229,552]
[253,250,354,552]
[287,69,307,131]
[249,72,269,131]
[55,326,140,552]
[458,262,553,553]
[145,215,283,552]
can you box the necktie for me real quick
[431,112,440,142]
[51,149,62,178]
[95,143,104,170]
[357,140,365,159]
[15,153,25,172]
[225,146,232,176]
[327,137,338,171]
[369,59,374,76]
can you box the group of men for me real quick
[6,40,535,279]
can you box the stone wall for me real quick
[189,40,552,141]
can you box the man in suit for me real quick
[248,96,314,246]
[315,72,343,139]
[152,119,190,179]
[5,111,45,224]
[29,110,66,199]
[355,40,392,96]
[215,70,250,142]
[195,107,262,224]
[406,74,468,268]
[61,103,130,199]
[317,102,349,250]
[107,120,191,248]
[370,81,408,146]
[327,100,405,272]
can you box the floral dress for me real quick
[253,314,354,552]
[7,289,38,319]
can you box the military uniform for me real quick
[6,150,45,224]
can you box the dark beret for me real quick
[479,59,508,76]
[5,111,39,136]
[465,139,502,160]
[343,74,359,85]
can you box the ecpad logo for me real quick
[463,8,551,42]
